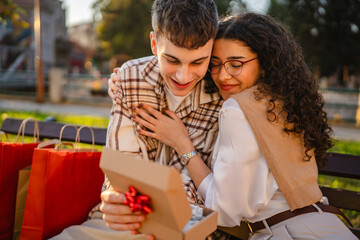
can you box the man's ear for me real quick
[150,32,157,56]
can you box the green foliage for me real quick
[268,0,360,84]
[0,0,29,29]
[95,0,153,58]
[214,0,236,17]
[268,0,291,24]
[329,139,360,155]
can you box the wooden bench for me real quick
[0,117,107,145]
[318,152,360,238]
[1,117,360,238]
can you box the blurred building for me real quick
[0,0,69,87]
[67,22,101,74]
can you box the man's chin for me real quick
[170,88,191,97]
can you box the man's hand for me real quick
[100,189,145,231]
[100,189,156,239]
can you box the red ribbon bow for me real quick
[124,186,153,215]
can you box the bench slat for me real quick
[321,153,360,180]
[0,118,107,145]
[320,186,360,211]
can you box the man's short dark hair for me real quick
[152,0,218,49]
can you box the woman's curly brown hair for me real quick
[206,12,333,167]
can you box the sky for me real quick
[61,0,98,27]
[61,0,270,27]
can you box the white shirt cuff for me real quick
[197,172,213,200]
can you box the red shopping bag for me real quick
[0,119,39,240]
[21,125,104,240]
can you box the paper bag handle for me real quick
[37,139,60,149]
[75,125,95,152]
[0,131,8,143]
[56,124,78,150]
[15,118,39,143]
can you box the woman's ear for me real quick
[150,32,157,56]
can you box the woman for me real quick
[111,13,357,239]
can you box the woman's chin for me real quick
[220,92,231,100]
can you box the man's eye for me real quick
[167,59,179,64]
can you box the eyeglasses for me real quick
[208,57,257,76]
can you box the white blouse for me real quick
[198,97,290,227]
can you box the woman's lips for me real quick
[171,78,193,89]
[220,84,238,91]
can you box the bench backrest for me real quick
[0,118,106,145]
[319,152,360,238]
[1,118,359,237]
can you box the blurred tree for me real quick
[0,0,29,42]
[94,0,153,59]
[94,0,243,59]
[268,0,360,85]
[268,0,291,24]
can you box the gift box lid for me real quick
[100,147,193,232]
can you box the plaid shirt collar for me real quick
[141,56,221,116]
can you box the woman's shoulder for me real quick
[222,97,241,110]
[220,98,246,121]
[232,86,258,102]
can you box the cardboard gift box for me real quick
[100,147,218,240]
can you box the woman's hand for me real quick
[108,70,121,104]
[131,104,194,155]
[133,104,212,188]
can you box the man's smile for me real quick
[170,77,194,89]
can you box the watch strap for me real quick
[181,150,198,166]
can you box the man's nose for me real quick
[175,65,192,83]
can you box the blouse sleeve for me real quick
[201,98,277,227]
[106,67,141,152]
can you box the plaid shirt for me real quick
[107,55,223,204]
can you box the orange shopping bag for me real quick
[21,125,104,240]
[0,118,40,240]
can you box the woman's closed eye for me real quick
[230,62,242,68]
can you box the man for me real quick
[101,0,222,231]
[52,0,230,239]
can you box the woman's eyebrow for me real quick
[211,56,245,60]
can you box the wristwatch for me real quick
[180,150,198,166]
